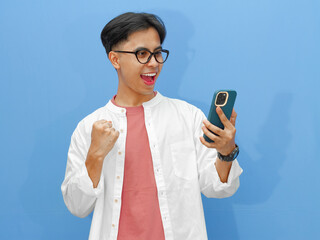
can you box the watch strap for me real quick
[217,144,239,162]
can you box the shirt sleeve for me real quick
[61,122,104,218]
[192,106,243,198]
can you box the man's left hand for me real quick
[200,107,237,155]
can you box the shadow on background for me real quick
[155,10,195,100]
[202,92,292,240]
[235,92,292,203]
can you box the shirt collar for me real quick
[105,91,163,114]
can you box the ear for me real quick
[108,51,120,70]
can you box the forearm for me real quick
[214,157,232,183]
[62,151,104,217]
[85,151,104,188]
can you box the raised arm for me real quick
[61,120,119,217]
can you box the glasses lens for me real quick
[136,49,169,64]
[136,50,151,64]
[155,50,168,63]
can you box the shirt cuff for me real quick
[76,165,104,197]
[213,159,243,190]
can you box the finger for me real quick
[93,119,106,127]
[203,119,223,136]
[114,130,120,139]
[96,120,109,128]
[104,127,112,134]
[110,128,119,137]
[230,109,237,126]
[100,119,112,123]
[97,119,108,124]
[199,136,217,148]
[216,107,232,128]
[108,127,117,134]
[102,121,112,128]
[201,125,220,142]
[104,124,115,133]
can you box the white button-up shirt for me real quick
[61,92,243,240]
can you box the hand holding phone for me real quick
[203,90,237,143]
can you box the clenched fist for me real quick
[86,120,119,188]
[88,120,119,159]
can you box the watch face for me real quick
[233,147,239,160]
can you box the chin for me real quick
[138,89,155,96]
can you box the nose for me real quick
[146,54,159,67]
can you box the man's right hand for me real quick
[88,120,119,159]
[85,120,119,188]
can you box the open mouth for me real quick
[141,73,156,86]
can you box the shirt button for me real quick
[121,109,125,113]
[117,176,120,179]
[114,199,118,203]
[118,151,122,155]
[112,224,115,227]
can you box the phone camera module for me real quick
[216,92,227,105]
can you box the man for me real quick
[61,12,243,240]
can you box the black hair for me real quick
[101,12,166,55]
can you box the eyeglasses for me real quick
[114,48,169,64]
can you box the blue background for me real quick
[1,0,319,239]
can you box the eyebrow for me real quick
[133,46,163,52]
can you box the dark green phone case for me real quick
[203,90,237,143]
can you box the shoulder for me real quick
[160,95,204,116]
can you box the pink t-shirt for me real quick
[111,95,165,240]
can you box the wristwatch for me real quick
[217,144,239,162]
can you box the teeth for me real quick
[142,73,156,77]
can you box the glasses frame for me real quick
[113,48,169,64]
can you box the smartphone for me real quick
[203,90,237,143]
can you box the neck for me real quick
[114,90,155,107]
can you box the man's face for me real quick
[113,27,163,97]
